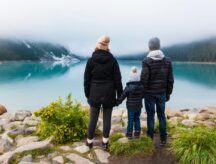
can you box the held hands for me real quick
[115,99,121,106]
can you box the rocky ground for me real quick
[0,105,216,164]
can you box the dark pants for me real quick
[144,92,167,139]
[87,106,113,139]
[127,108,141,134]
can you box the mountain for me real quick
[117,37,216,62]
[0,39,80,61]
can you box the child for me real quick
[117,66,144,139]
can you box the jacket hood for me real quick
[126,81,143,90]
[92,50,113,64]
[147,50,165,61]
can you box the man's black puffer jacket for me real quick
[84,50,123,108]
[117,81,144,109]
[140,57,174,95]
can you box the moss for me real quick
[7,133,18,140]
[11,125,18,130]
[9,147,55,164]
[109,133,154,156]
[0,128,5,134]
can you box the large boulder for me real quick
[196,113,211,121]
[23,116,38,126]
[0,105,7,115]
[181,119,197,127]
[52,156,64,164]
[0,138,52,164]
[94,149,110,163]
[66,153,94,164]
[0,133,13,154]
[74,145,90,154]
[11,110,32,121]
[16,136,39,147]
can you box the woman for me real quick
[84,35,123,150]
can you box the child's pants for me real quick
[127,108,141,134]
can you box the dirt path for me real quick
[109,135,176,164]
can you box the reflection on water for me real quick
[0,61,216,111]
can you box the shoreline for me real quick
[0,106,216,163]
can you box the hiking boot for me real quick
[102,141,109,151]
[86,141,93,149]
[134,131,141,139]
[160,138,167,146]
[126,133,133,140]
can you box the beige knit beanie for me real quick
[95,35,110,51]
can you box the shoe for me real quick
[160,139,166,146]
[86,141,93,149]
[102,141,109,151]
[126,133,133,140]
[134,131,141,139]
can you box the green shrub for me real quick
[34,94,89,144]
[109,133,154,156]
[171,126,216,164]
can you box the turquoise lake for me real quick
[0,61,216,112]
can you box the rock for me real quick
[196,113,211,121]
[25,126,37,134]
[74,145,90,154]
[186,112,197,120]
[52,156,64,164]
[111,124,124,132]
[23,117,38,126]
[94,149,110,163]
[168,117,182,125]
[122,110,128,118]
[199,109,214,114]
[16,136,39,147]
[66,153,94,164]
[11,110,32,121]
[140,112,147,120]
[112,109,125,117]
[20,154,32,162]
[180,109,190,112]
[59,146,72,151]
[200,120,215,128]
[0,105,7,115]
[0,134,13,153]
[141,121,147,129]
[2,121,23,131]
[47,151,58,158]
[181,119,196,127]
[73,142,85,147]
[118,137,129,143]
[0,151,14,164]
[15,138,52,153]
[166,109,183,119]
[8,125,25,136]
[112,116,122,124]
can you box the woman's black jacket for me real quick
[84,50,123,108]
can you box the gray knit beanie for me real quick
[148,37,160,50]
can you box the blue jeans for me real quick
[127,108,141,134]
[144,92,167,139]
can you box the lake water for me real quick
[0,60,216,112]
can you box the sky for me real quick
[0,0,216,55]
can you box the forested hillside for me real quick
[117,37,216,62]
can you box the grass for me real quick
[9,147,55,164]
[109,133,154,156]
[170,126,216,164]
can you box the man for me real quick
[141,37,174,145]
